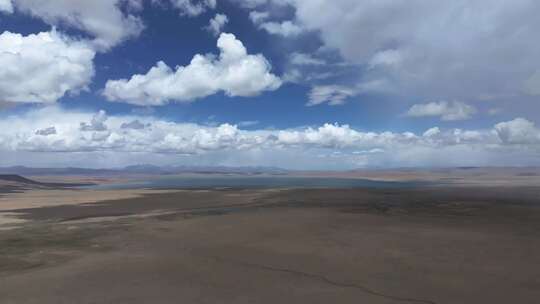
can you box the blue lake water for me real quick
[85,175,429,190]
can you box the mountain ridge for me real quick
[0,165,289,176]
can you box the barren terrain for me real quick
[0,175,539,303]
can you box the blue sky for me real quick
[0,0,540,169]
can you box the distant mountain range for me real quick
[0,165,289,176]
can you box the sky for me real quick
[0,0,539,169]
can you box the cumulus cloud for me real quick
[368,49,402,69]
[257,20,303,37]
[13,0,144,50]
[304,79,398,106]
[103,33,282,105]
[405,101,477,121]
[235,0,268,8]
[307,85,357,106]
[281,0,540,102]
[0,0,13,13]
[35,126,56,136]
[80,110,108,132]
[495,118,540,145]
[121,119,149,130]
[1,107,539,168]
[0,30,95,104]
[422,127,440,138]
[249,11,269,24]
[290,52,325,66]
[248,8,303,37]
[169,0,216,16]
[124,0,144,11]
[205,13,228,36]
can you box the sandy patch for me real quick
[0,189,179,212]
[0,188,178,228]
[0,212,28,229]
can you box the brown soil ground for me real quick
[1,186,540,303]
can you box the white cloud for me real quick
[524,69,540,95]
[258,20,303,37]
[0,0,13,13]
[236,0,268,8]
[422,127,440,138]
[352,148,384,155]
[290,52,325,65]
[282,69,302,83]
[124,0,144,11]
[369,49,402,69]
[0,30,95,104]
[307,85,357,106]
[35,126,56,136]
[103,33,282,105]
[205,13,228,36]
[80,110,108,132]
[1,107,539,168]
[303,79,394,106]
[249,11,269,24]
[121,119,149,130]
[248,10,303,37]
[285,0,540,102]
[405,101,477,121]
[495,118,540,145]
[13,0,144,50]
[169,0,216,16]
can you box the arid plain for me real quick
[1,168,540,304]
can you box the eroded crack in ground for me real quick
[208,255,437,304]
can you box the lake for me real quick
[85,175,429,190]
